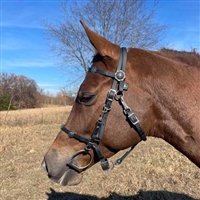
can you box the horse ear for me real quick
[80,20,119,59]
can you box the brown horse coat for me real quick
[42,21,200,186]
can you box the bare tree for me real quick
[56,87,75,105]
[0,72,42,110]
[43,0,167,76]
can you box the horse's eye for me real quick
[77,92,97,106]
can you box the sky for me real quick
[1,0,200,95]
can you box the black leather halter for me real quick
[61,47,146,172]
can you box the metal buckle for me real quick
[107,89,116,101]
[115,90,124,101]
[107,160,115,171]
[85,141,94,151]
[120,96,130,111]
[102,106,111,113]
[100,159,115,171]
[128,113,139,125]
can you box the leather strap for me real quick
[61,47,147,172]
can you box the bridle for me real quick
[61,47,146,173]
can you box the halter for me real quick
[61,47,146,173]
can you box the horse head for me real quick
[42,21,200,186]
[42,21,152,186]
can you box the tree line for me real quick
[0,72,74,111]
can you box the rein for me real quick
[61,47,146,172]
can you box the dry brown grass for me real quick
[0,106,72,126]
[0,107,199,200]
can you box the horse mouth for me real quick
[41,159,83,186]
[51,169,83,186]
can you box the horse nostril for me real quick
[48,173,52,178]
[41,159,48,173]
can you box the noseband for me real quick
[61,47,146,172]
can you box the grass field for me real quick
[0,106,199,200]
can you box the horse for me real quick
[42,21,200,186]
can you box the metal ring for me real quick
[67,150,93,173]
[114,91,124,101]
[107,160,115,171]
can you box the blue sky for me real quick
[1,0,199,95]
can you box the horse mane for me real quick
[158,48,200,68]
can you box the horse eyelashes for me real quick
[77,92,97,106]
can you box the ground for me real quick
[0,106,199,200]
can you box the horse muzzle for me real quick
[41,157,83,186]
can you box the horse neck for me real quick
[128,49,200,167]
